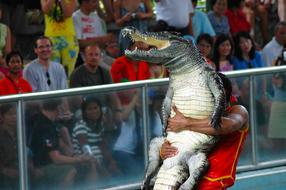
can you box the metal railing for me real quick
[1,66,286,190]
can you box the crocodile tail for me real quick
[143,137,165,189]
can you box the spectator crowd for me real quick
[1,0,286,189]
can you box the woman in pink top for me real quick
[212,34,234,72]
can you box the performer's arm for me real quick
[167,105,248,135]
[161,104,249,159]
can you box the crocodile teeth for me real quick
[125,49,132,54]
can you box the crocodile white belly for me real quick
[167,131,213,152]
[170,70,215,119]
[163,131,214,169]
[154,70,217,189]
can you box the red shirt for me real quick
[0,66,9,76]
[110,56,151,104]
[198,105,249,189]
[225,9,251,35]
[0,67,23,77]
[0,76,32,95]
[110,56,151,83]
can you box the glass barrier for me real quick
[256,72,286,162]
[147,85,168,140]
[0,102,20,189]
[1,67,286,189]
[24,88,147,190]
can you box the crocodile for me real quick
[122,27,226,190]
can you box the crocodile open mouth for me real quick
[122,27,170,51]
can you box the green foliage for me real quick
[196,0,207,12]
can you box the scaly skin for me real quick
[122,27,226,190]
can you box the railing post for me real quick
[141,84,150,167]
[249,75,258,166]
[17,99,28,190]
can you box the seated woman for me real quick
[207,0,230,36]
[72,96,119,182]
[232,31,266,103]
[212,34,234,72]
[232,31,265,70]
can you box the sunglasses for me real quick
[46,72,51,86]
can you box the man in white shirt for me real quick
[261,21,286,67]
[72,0,117,68]
[154,0,194,35]
[72,0,116,49]
[23,36,68,92]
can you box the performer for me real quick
[161,73,249,190]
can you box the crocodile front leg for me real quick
[162,87,174,136]
[207,71,226,128]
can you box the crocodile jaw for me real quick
[122,27,170,50]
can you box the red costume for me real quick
[110,55,151,104]
[198,106,249,190]
[0,76,32,95]
[110,55,151,83]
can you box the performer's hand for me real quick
[167,105,189,132]
[160,140,178,160]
